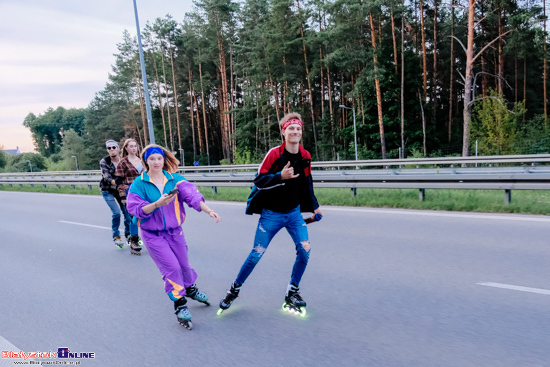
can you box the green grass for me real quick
[2,184,549,215]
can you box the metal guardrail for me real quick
[1,155,550,204]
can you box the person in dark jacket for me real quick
[218,112,323,316]
[99,140,131,248]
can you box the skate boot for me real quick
[283,283,307,316]
[129,235,142,256]
[174,297,193,330]
[113,235,124,249]
[125,233,131,243]
[217,282,242,315]
[185,284,210,306]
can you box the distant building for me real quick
[2,146,21,155]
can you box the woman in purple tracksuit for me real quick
[127,144,220,329]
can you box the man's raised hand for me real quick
[281,161,300,180]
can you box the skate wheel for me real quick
[299,307,307,317]
[179,320,193,330]
[282,303,289,311]
[217,308,224,316]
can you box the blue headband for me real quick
[143,147,165,162]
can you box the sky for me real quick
[0,0,194,153]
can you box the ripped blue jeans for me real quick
[235,207,310,286]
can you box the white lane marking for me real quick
[477,282,550,295]
[321,207,550,223]
[59,221,110,230]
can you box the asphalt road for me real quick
[1,191,549,367]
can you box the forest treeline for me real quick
[12,0,550,172]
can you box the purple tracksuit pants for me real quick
[141,227,197,301]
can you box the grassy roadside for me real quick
[1,184,549,215]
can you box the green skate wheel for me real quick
[299,307,307,317]
[282,303,289,311]
[217,308,224,316]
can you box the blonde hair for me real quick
[121,138,140,158]
[140,144,180,173]
[279,112,303,129]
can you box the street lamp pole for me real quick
[133,0,155,144]
[71,155,79,171]
[178,148,184,167]
[339,105,358,164]
[26,160,32,172]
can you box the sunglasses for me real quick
[107,146,118,150]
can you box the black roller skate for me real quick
[282,283,307,317]
[174,297,192,330]
[217,282,241,316]
[185,284,210,306]
[129,235,142,256]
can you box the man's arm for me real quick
[100,158,115,185]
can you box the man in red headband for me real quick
[218,112,323,316]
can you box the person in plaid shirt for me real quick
[99,140,131,248]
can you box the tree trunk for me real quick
[432,0,438,128]
[161,49,173,151]
[481,7,488,97]
[230,47,236,157]
[420,1,427,101]
[326,64,336,159]
[152,51,167,147]
[401,0,406,154]
[193,86,203,154]
[545,0,547,127]
[369,12,387,159]
[523,58,527,108]
[217,32,231,162]
[199,53,210,165]
[188,67,197,162]
[391,8,398,74]
[498,3,504,94]
[462,0,476,157]
[270,75,281,122]
[419,91,426,157]
[170,49,182,151]
[135,72,149,146]
[515,55,518,103]
[449,0,454,142]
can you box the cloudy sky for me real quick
[0,0,194,152]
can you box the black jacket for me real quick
[246,142,319,215]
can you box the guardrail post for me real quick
[30,184,34,187]
[88,185,92,190]
[71,185,75,189]
[9,184,12,187]
[19,184,22,188]
[419,188,425,201]
[43,184,47,188]
[212,186,217,194]
[351,188,357,197]
[504,189,511,205]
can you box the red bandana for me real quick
[282,118,303,130]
